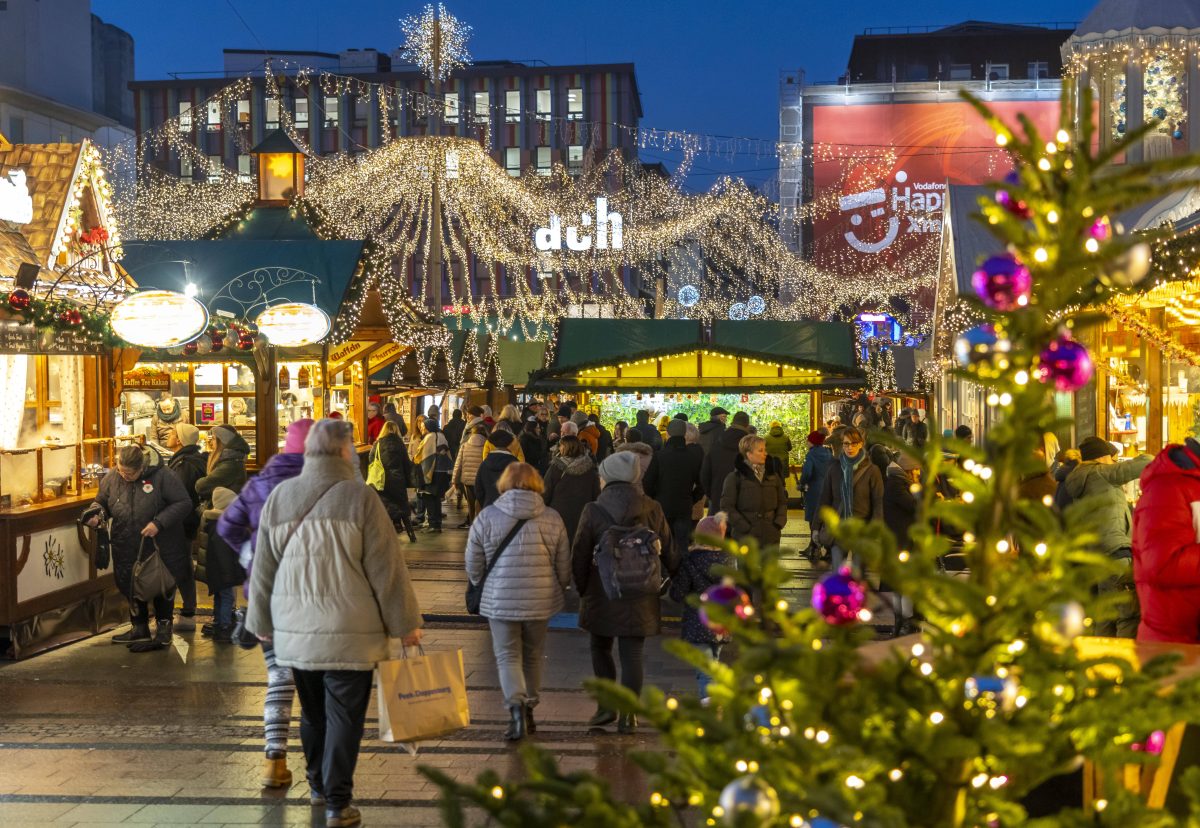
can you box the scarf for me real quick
[750,462,765,482]
[155,397,182,424]
[839,450,864,519]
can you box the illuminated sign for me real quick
[0,168,33,224]
[535,197,623,252]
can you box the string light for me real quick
[400,4,472,84]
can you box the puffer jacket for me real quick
[466,489,571,621]
[799,444,834,524]
[246,455,423,671]
[670,546,738,645]
[1134,442,1200,643]
[720,454,788,548]
[1063,455,1152,557]
[698,418,725,455]
[764,426,792,471]
[453,429,487,488]
[701,426,749,505]
[196,489,244,593]
[86,462,193,599]
[544,453,601,542]
[195,432,250,503]
[167,444,207,538]
[572,481,677,638]
[216,452,304,578]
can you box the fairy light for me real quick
[400,4,472,84]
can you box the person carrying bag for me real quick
[376,645,470,751]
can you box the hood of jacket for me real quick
[719,426,748,451]
[218,432,251,463]
[257,451,306,486]
[563,454,596,476]
[168,444,206,470]
[768,425,785,438]
[886,462,910,481]
[596,480,644,522]
[619,441,654,459]
[493,488,546,520]
[698,419,724,436]
[1054,460,1078,483]
[664,435,687,451]
[1141,443,1200,489]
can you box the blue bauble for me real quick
[1119,101,1126,113]
[1175,129,1185,140]
[1117,122,1127,134]
[1153,106,1168,120]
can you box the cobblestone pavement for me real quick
[0,504,825,827]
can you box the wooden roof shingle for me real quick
[0,143,83,267]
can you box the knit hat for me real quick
[571,411,590,427]
[695,512,728,540]
[175,423,200,446]
[557,404,572,418]
[732,411,751,428]
[211,425,238,446]
[666,419,687,438]
[599,451,642,484]
[806,430,826,446]
[210,486,238,512]
[1079,436,1118,462]
[897,452,922,472]
[488,430,514,449]
[283,418,315,454]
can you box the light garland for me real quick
[400,4,472,84]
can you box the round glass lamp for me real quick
[110,290,208,348]
[256,302,330,347]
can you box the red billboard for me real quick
[809,99,1060,276]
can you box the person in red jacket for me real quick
[1133,439,1200,643]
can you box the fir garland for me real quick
[0,291,121,347]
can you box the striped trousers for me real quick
[262,642,295,757]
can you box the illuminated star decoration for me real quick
[400,3,472,84]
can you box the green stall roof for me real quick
[711,320,859,373]
[549,319,702,369]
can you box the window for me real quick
[206,100,221,131]
[207,155,223,184]
[948,64,971,80]
[180,156,193,182]
[323,95,339,128]
[567,87,583,120]
[178,102,193,132]
[444,92,460,124]
[535,89,551,121]
[535,146,551,176]
[6,115,22,143]
[237,154,251,184]
[504,147,520,177]
[567,144,583,175]
[505,90,521,123]
[473,91,490,122]
[988,63,1009,81]
[237,99,250,125]
[265,98,280,129]
[1028,60,1049,79]
[294,98,309,129]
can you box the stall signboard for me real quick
[368,342,405,374]
[121,368,171,391]
[328,340,373,370]
[809,99,1059,275]
[0,321,105,355]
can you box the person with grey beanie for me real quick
[571,451,675,734]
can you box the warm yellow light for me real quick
[256,302,331,346]
[110,290,209,348]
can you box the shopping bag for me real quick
[377,648,470,747]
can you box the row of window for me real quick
[176,87,585,133]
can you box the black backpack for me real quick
[592,503,662,599]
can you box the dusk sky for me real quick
[93,0,1096,188]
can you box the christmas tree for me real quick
[423,85,1200,827]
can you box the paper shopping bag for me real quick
[377,648,470,745]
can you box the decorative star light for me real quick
[678,284,700,307]
[400,3,472,84]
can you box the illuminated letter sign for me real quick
[535,197,622,252]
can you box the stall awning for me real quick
[527,319,863,392]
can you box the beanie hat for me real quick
[557,404,572,418]
[666,419,687,438]
[283,418,315,454]
[897,452,923,472]
[210,486,238,512]
[488,430,514,449]
[571,411,590,427]
[175,423,200,446]
[732,411,751,428]
[806,430,826,446]
[1079,436,1118,462]
[599,450,641,484]
[211,424,238,446]
[695,512,728,540]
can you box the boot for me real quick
[128,621,171,653]
[261,755,292,788]
[173,612,196,632]
[524,702,536,735]
[617,713,638,735]
[586,708,617,729]
[112,621,151,644]
[325,805,361,827]
[201,622,216,637]
[211,624,234,644]
[504,705,526,741]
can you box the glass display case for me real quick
[276,360,320,449]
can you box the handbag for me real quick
[132,536,177,602]
[465,518,528,615]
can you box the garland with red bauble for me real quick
[0,289,121,346]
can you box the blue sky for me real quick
[94,0,1096,188]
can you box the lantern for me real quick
[110,290,209,348]
[250,129,307,204]
[255,302,330,347]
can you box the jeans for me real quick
[589,634,645,696]
[177,565,196,615]
[463,485,479,523]
[212,587,235,627]
[691,641,721,698]
[488,618,549,709]
[292,668,372,810]
[262,642,295,757]
[421,492,443,529]
[133,589,176,624]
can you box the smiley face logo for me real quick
[839,170,908,254]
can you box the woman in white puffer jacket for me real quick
[465,462,570,742]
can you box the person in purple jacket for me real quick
[216,418,313,791]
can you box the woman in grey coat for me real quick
[466,463,571,741]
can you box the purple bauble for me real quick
[995,175,1031,219]
[1088,216,1112,242]
[971,253,1032,311]
[1036,334,1093,392]
[699,583,752,635]
[811,567,867,625]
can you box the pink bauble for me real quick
[699,583,752,635]
[811,567,867,625]
[1036,335,1093,392]
[971,253,1032,311]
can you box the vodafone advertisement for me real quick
[809,100,1059,274]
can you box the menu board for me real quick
[0,322,105,355]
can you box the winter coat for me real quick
[799,444,834,525]
[87,462,193,599]
[475,450,519,509]
[443,415,466,457]
[366,415,385,444]
[371,433,413,525]
[1133,444,1200,643]
[246,455,423,671]
[1063,455,1152,557]
[720,454,788,548]
[595,423,614,461]
[167,444,207,538]
[815,454,884,545]
[617,442,655,492]
[195,432,250,504]
[670,546,737,645]
[907,419,929,448]
[764,426,792,471]
[643,436,705,522]
[883,464,918,547]
[416,428,449,479]
[544,454,601,542]
[196,495,245,593]
[633,412,663,451]
[453,430,487,488]
[698,418,726,456]
[1054,460,1079,511]
[572,481,677,638]
[216,452,304,582]
[1018,471,1057,503]
[701,426,749,505]
[466,489,571,621]
[578,424,601,456]
[519,430,548,474]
